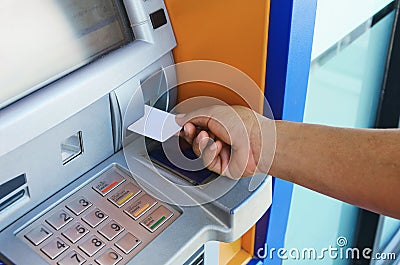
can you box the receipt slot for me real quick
[0,0,272,264]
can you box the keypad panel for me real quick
[17,165,180,265]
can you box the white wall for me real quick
[311,0,393,60]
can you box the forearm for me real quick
[266,120,400,219]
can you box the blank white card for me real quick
[127,105,182,142]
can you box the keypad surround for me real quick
[17,165,180,265]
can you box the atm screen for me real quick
[0,0,133,109]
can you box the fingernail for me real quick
[210,143,217,151]
[176,114,185,119]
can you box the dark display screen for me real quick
[147,137,218,186]
[0,0,133,109]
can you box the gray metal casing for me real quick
[0,0,272,264]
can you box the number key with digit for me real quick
[82,208,108,228]
[78,235,105,257]
[24,225,53,246]
[18,168,179,265]
[46,209,73,230]
[57,250,86,265]
[95,248,123,265]
[66,196,92,216]
[41,237,69,260]
[98,220,124,241]
[62,222,90,243]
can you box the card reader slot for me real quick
[0,174,26,201]
[0,189,26,212]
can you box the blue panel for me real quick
[258,0,317,263]
[248,258,264,265]
[281,0,316,122]
[256,0,295,254]
[254,205,271,255]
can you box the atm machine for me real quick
[0,0,272,264]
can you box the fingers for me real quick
[200,139,223,175]
[175,106,254,180]
[176,107,232,146]
[175,108,213,128]
[193,130,210,157]
[192,131,222,172]
[182,127,243,180]
[180,123,197,145]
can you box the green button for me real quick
[150,216,166,230]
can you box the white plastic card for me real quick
[127,105,182,142]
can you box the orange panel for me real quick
[219,238,242,264]
[226,250,252,265]
[164,0,270,113]
[163,1,271,262]
[241,225,256,255]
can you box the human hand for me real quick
[175,105,275,179]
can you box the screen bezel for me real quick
[0,0,134,110]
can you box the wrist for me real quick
[267,120,302,179]
[252,116,277,175]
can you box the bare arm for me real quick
[177,105,400,219]
[270,120,400,219]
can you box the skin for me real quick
[176,105,400,219]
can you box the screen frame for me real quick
[0,0,134,110]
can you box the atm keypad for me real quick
[46,209,74,230]
[18,166,180,265]
[124,194,157,220]
[41,237,70,259]
[115,233,141,254]
[57,250,86,265]
[66,196,92,215]
[98,220,125,241]
[78,235,106,257]
[82,208,109,228]
[24,225,53,246]
[62,222,90,243]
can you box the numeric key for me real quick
[57,250,86,265]
[82,208,108,228]
[41,237,69,260]
[79,235,105,257]
[98,220,124,241]
[66,196,92,215]
[95,248,123,265]
[46,209,73,230]
[24,225,53,246]
[62,222,89,243]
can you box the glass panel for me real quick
[284,10,395,265]
[304,11,395,128]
